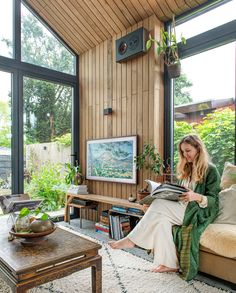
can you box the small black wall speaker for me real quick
[116,27,148,63]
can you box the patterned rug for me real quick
[0,225,230,293]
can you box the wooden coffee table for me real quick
[0,226,102,292]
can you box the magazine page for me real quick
[144,179,161,193]
[151,191,181,201]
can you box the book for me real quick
[145,179,188,201]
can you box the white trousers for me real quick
[128,199,187,269]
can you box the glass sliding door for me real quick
[174,42,235,174]
[23,76,73,212]
[0,70,12,196]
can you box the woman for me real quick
[109,135,221,281]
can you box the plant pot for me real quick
[73,173,84,185]
[167,63,181,79]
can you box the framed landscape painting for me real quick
[86,136,137,184]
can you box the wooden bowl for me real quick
[9,226,56,246]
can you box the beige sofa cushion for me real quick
[220,162,236,189]
[214,184,236,225]
[200,223,236,258]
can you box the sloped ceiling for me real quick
[25,0,208,55]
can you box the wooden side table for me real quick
[65,194,98,228]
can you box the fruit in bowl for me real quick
[30,219,54,233]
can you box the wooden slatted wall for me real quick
[79,15,164,219]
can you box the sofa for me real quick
[199,162,236,286]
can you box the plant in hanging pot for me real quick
[146,15,186,79]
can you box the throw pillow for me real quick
[220,162,236,189]
[214,184,236,225]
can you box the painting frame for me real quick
[86,136,137,184]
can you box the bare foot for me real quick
[108,237,135,249]
[151,265,178,273]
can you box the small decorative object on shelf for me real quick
[65,161,84,186]
[128,194,136,202]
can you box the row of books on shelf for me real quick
[109,214,131,240]
[111,205,144,216]
[95,210,110,236]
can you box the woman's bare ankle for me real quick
[108,237,135,249]
[151,265,178,273]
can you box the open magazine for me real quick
[144,179,188,201]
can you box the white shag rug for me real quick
[0,225,229,293]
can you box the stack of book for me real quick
[67,184,89,195]
[95,210,109,236]
[110,205,128,213]
[109,214,131,240]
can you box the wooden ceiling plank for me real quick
[137,0,155,17]
[166,0,183,15]
[184,0,197,9]
[40,0,89,52]
[65,0,103,44]
[97,0,127,31]
[83,0,118,35]
[154,0,175,19]
[121,0,142,23]
[112,0,137,25]
[130,0,149,18]
[105,0,133,27]
[146,0,168,21]
[29,1,83,54]
[71,0,111,39]
[68,0,108,41]
[49,0,97,48]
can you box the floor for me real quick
[60,218,236,293]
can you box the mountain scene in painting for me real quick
[87,140,134,179]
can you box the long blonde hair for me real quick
[176,134,209,183]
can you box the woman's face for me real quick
[180,142,198,163]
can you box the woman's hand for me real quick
[180,188,203,203]
[142,204,150,213]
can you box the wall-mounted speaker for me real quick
[116,27,148,63]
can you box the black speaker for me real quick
[116,27,148,63]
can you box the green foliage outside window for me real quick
[174,107,235,175]
[24,163,67,211]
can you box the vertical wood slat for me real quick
[79,15,164,220]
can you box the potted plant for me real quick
[146,15,186,78]
[65,161,84,185]
[134,143,165,201]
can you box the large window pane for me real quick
[0,0,13,58]
[23,77,73,211]
[174,42,235,175]
[0,71,12,197]
[176,1,236,39]
[21,4,76,75]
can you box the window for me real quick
[0,0,78,205]
[0,0,13,58]
[0,71,12,195]
[21,3,76,75]
[176,0,236,40]
[173,43,235,174]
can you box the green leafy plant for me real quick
[135,143,164,175]
[18,206,49,220]
[65,161,84,185]
[146,15,186,66]
[24,162,66,211]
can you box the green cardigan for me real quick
[173,163,221,281]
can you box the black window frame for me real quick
[164,0,236,171]
[0,0,79,194]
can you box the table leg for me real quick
[80,207,82,229]
[91,257,102,293]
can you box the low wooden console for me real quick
[64,193,143,227]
